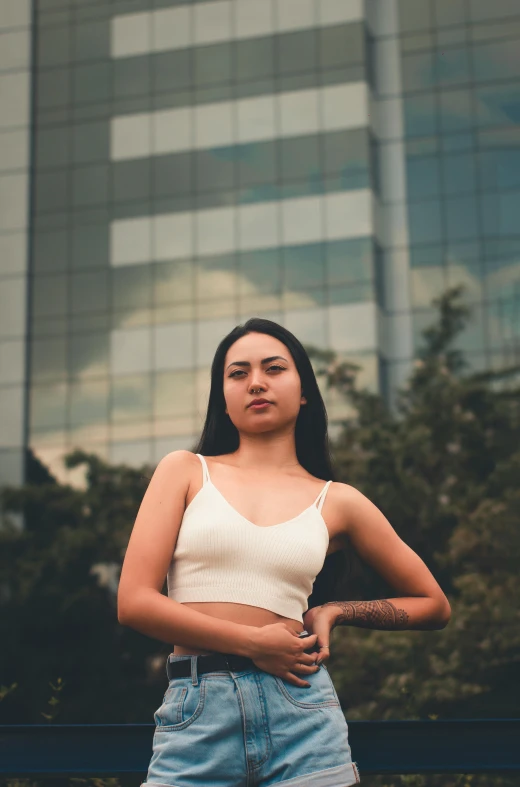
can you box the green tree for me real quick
[0,452,169,724]
[311,287,520,722]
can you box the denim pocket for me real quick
[154,677,207,731]
[274,668,340,709]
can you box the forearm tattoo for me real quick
[322,600,409,630]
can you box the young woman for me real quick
[118,317,451,787]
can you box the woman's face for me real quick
[222,332,307,434]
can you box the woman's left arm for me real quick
[306,484,451,648]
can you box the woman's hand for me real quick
[302,604,338,665]
[247,622,321,687]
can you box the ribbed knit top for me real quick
[167,454,331,623]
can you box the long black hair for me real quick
[192,317,349,611]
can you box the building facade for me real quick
[0,0,519,486]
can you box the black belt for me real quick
[167,643,319,680]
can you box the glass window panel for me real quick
[475,81,520,129]
[401,32,434,52]
[69,379,109,426]
[35,170,68,214]
[109,438,152,465]
[447,261,484,303]
[471,19,520,43]
[439,89,473,134]
[481,189,520,237]
[153,260,194,304]
[485,258,520,301]
[478,128,520,151]
[236,37,275,82]
[154,321,195,370]
[72,164,108,207]
[319,23,365,69]
[398,0,433,32]
[71,223,108,270]
[239,248,281,296]
[152,50,192,93]
[442,152,477,195]
[484,236,520,259]
[73,20,110,61]
[404,94,437,137]
[36,68,70,110]
[434,0,466,26]
[111,326,152,375]
[478,148,520,190]
[73,61,111,103]
[69,332,109,379]
[279,135,320,183]
[113,158,151,203]
[436,26,467,47]
[469,0,520,21]
[445,195,478,240]
[112,265,152,312]
[326,238,373,285]
[283,243,325,291]
[113,55,151,97]
[30,384,68,430]
[30,337,67,381]
[196,253,237,300]
[406,154,441,199]
[472,39,520,82]
[71,270,109,314]
[234,76,276,100]
[154,370,195,418]
[410,265,447,308]
[33,229,68,273]
[283,288,327,310]
[402,51,435,92]
[153,152,193,198]
[323,129,369,183]
[435,46,471,87]
[408,199,443,244]
[35,126,70,169]
[280,181,322,200]
[111,374,153,422]
[71,312,110,334]
[194,42,232,86]
[195,83,233,105]
[32,273,68,317]
[403,136,439,157]
[277,29,317,75]
[237,140,276,187]
[328,282,374,306]
[195,146,236,192]
[446,240,482,266]
[410,244,444,267]
[37,26,71,68]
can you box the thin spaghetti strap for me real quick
[314,480,332,513]
[196,453,210,485]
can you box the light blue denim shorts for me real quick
[141,653,360,787]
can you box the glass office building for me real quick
[0,0,519,486]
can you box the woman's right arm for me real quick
[117,450,258,657]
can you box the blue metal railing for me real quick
[1,720,519,776]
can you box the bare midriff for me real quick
[172,601,305,656]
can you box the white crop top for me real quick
[167,454,331,622]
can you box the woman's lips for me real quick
[249,402,272,410]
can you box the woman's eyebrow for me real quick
[225,355,288,371]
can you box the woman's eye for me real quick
[229,366,285,378]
